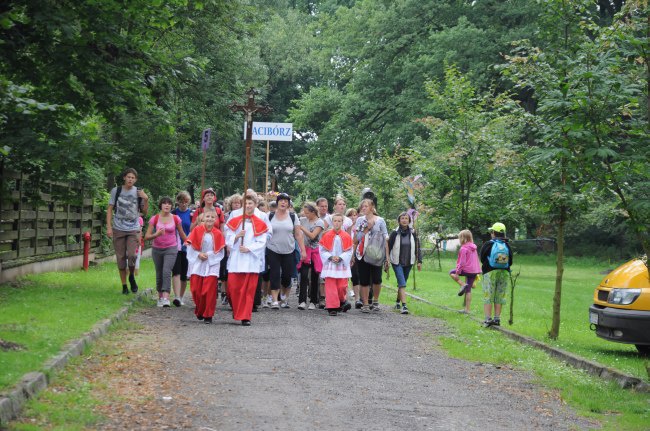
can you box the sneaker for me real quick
[241,320,251,326]
[371,302,380,312]
[128,275,138,293]
[271,301,280,309]
[266,295,273,305]
[341,301,352,313]
[298,302,307,310]
[122,285,129,295]
[349,290,355,298]
[280,293,287,301]
[318,300,325,309]
[328,310,337,316]
[204,317,213,324]
[180,297,185,306]
[401,305,409,315]
[221,295,229,305]
[173,298,181,307]
[394,302,401,310]
[355,300,363,309]
[308,303,316,310]
[483,318,494,328]
[493,318,501,326]
[156,298,164,307]
[262,301,270,308]
[291,278,298,289]
[360,305,370,313]
[458,285,466,296]
[162,298,171,307]
[280,301,290,309]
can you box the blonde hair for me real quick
[360,198,377,215]
[331,213,344,222]
[226,193,243,211]
[458,229,474,245]
[345,208,357,217]
[303,201,318,214]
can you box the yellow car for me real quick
[589,257,650,355]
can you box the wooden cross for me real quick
[228,88,272,193]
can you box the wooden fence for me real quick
[0,169,103,267]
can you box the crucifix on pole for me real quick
[228,88,272,194]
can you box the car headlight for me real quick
[607,288,641,305]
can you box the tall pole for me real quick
[265,140,270,200]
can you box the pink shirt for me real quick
[150,214,182,249]
[456,242,481,275]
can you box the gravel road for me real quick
[97,294,596,431]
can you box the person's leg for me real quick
[464,290,472,313]
[125,232,140,292]
[202,276,218,321]
[309,267,320,307]
[371,264,382,306]
[324,278,339,310]
[493,270,508,325]
[449,269,463,287]
[151,247,165,298]
[392,264,406,308]
[357,259,371,312]
[112,230,129,292]
[267,250,282,305]
[279,252,294,306]
[190,275,203,318]
[482,272,494,324]
[161,247,177,301]
[299,263,309,306]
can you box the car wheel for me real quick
[635,344,650,356]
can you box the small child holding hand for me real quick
[449,229,481,314]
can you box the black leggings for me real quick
[299,263,320,305]
[266,249,294,291]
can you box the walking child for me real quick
[449,229,480,314]
[479,222,513,326]
[319,214,353,316]
[185,212,225,324]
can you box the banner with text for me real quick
[244,122,293,142]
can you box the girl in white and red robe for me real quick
[319,214,353,316]
[225,194,269,326]
[185,212,225,324]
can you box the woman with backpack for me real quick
[352,198,389,313]
[266,193,306,309]
[479,222,513,327]
[387,212,422,315]
[297,201,325,310]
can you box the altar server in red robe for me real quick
[225,193,269,326]
[185,212,225,324]
[319,213,354,316]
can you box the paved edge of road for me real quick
[0,290,152,427]
[393,286,649,392]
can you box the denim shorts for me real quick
[392,264,412,288]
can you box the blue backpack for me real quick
[488,239,510,269]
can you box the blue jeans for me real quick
[392,264,412,288]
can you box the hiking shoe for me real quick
[360,305,370,313]
[128,275,138,293]
[355,300,363,309]
[162,298,170,307]
[173,298,181,307]
[122,285,129,295]
[483,318,494,328]
[271,301,280,309]
[493,318,501,326]
[241,320,251,326]
[298,302,307,310]
[401,305,409,315]
[394,302,401,310]
[341,301,352,313]
[204,317,213,324]
[371,302,380,312]
[328,310,337,316]
[308,303,316,310]
[280,301,290,309]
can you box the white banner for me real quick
[244,122,293,141]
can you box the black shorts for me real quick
[219,250,229,281]
[172,250,188,281]
[357,258,382,286]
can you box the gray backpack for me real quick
[363,229,386,266]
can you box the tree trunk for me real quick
[548,206,566,340]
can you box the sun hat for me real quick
[488,222,506,233]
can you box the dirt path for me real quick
[89,296,595,430]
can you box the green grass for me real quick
[384,253,649,380]
[0,260,156,391]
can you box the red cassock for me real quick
[225,214,269,322]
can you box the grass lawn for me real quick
[383,253,649,380]
[0,260,156,391]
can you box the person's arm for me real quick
[387,231,396,251]
[106,205,114,238]
[137,189,149,214]
[302,225,323,241]
[294,223,307,259]
[143,222,157,241]
[175,216,188,243]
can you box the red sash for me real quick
[186,224,225,252]
[320,229,352,252]
[226,214,268,237]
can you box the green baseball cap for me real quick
[489,222,506,233]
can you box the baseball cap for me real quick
[488,222,506,233]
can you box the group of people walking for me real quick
[106,168,424,326]
[107,168,512,328]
